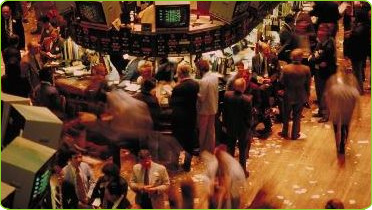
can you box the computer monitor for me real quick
[1,93,31,148]
[1,182,16,209]
[76,1,121,29]
[209,1,251,23]
[155,2,190,31]
[1,137,57,208]
[1,104,63,150]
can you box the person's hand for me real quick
[144,185,157,194]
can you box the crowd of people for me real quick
[1,1,370,209]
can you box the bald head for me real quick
[234,78,246,93]
[290,48,304,63]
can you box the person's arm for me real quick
[150,165,170,194]
[129,166,143,193]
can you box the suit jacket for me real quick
[134,91,161,130]
[280,63,311,105]
[252,53,281,81]
[21,53,44,89]
[2,45,21,64]
[314,37,337,79]
[170,78,199,130]
[129,161,170,209]
[197,71,219,115]
[1,17,25,50]
[40,37,64,62]
[223,91,253,138]
[170,78,199,152]
[278,23,298,62]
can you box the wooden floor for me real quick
[107,84,371,209]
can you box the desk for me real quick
[55,76,104,97]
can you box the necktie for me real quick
[144,168,149,185]
[75,167,87,203]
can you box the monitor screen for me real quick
[2,106,25,149]
[76,1,107,24]
[29,163,53,208]
[156,5,190,29]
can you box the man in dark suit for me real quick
[170,64,199,172]
[223,78,252,174]
[2,34,21,65]
[278,14,298,63]
[312,23,337,122]
[279,49,311,140]
[134,79,161,130]
[1,5,25,51]
[252,43,281,81]
[251,43,280,137]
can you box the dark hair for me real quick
[8,34,19,46]
[141,79,156,93]
[106,180,124,196]
[102,163,120,178]
[39,67,53,82]
[138,149,151,160]
[66,150,81,160]
[325,199,344,209]
[284,14,294,24]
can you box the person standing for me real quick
[170,64,199,171]
[2,34,21,65]
[21,41,44,90]
[325,66,360,155]
[279,49,311,140]
[344,8,370,94]
[62,151,94,208]
[32,67,64,113]
[278,14,298,63]
[312,23,337,123]
[90,163,130,209]
[1,58,31,98]
[1,5,25,52]
[223,78,252,174]
[129,149,170,209]
[197,59,219,153]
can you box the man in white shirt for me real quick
[197,59,219,153]
[62,151,94,208]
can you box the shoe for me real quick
[318,118,328,123]
[292,134,301,140]
[278,132,289,139]
[312,113,323,118]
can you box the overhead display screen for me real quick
[156,5,190,29]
